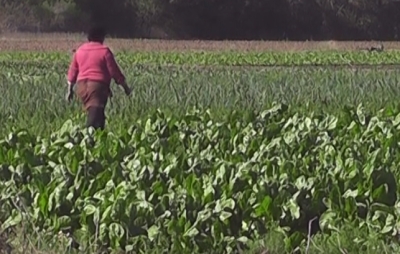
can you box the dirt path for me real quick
[0,32,397,52]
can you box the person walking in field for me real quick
[66,25,131,130]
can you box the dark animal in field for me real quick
[367,44,384,52]
[358,44,384,52]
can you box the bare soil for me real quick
[0,32,398,52]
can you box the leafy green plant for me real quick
[0,104,400,253]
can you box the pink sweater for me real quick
[67,42,125,85]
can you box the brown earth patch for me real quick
[0,33,398,52]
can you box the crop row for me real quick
[2,65,400,136]
[0,105,399,253]
[1,50,400,66]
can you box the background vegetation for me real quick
[1,0,400,40]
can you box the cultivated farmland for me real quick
[0,34,400,253]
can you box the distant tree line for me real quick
[1,0,400,40]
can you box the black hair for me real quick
[87,25,107,43]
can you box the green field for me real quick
[2,51,400,136]
[1,49,400,253]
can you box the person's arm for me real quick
[67,52,79,93]
[104,49,131,94]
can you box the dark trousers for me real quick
[86,106,106,130]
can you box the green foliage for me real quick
[1,104,400,253]
[1,45,400,253]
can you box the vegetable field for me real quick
[2,52,400,136]
[1,37,400,253]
